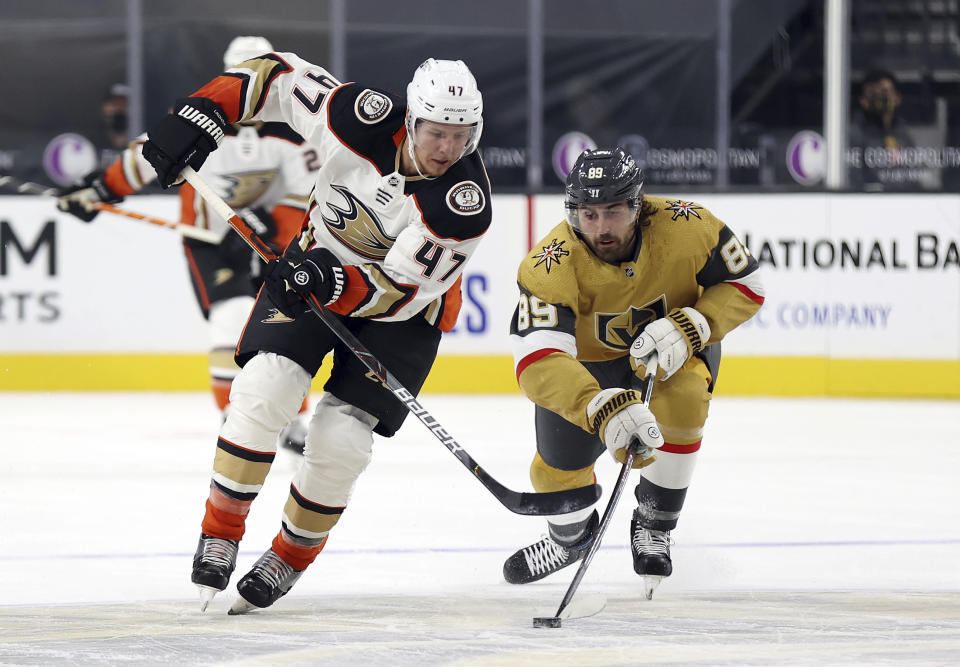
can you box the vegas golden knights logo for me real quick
[321,184,397,259]
[595,299,666,350]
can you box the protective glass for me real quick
[410,119,481,161]
[566,201,639,235]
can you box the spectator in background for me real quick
[101,83,131,151]
[849,69,920,191]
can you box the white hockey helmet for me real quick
[223,36,274,69]
[405,58,483,159]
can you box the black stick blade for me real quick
[509,483,602,516]
[533,616,562,628]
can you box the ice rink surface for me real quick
[1,392,958,665]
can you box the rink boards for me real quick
[1,193,958,398]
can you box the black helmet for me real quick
[565,146,643,214]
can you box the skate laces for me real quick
[250,550,297,590]
[522,536,569,575]
[199,537,238,568]
[632,527,671,556]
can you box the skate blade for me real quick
[643,576,663,600]
[196,585,219,613]
[227,596,257,615]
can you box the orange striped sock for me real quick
[271,531,328,571]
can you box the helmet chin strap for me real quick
[406,132,435,180]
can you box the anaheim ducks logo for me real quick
[261,308,294,324]
[220,170,278,208]
[213,268,234,285]
[321,184,397,259]
[446,181,485,215]
[595,298,666,350]
[355,89,393,124]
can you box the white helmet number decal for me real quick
[355,89,393,124]
[446,181,485,216]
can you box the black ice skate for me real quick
[229,548,304,614]
[191,533,239,612]
[630,509,673,599]
[503,511,599,585]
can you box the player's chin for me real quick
[426,159,453,176]
[591,241,625,262]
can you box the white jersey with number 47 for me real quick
[192,51,492,330]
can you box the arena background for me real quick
[2,0,959,398]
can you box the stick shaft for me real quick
[92,203,222,243]
[0,174,58,196]
[552,358,659,617]
[0,173,222,244]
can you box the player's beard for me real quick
[586,228,637,264]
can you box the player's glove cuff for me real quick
[88,174,124,205]
[666,307,710,356]
[587,388,643,440]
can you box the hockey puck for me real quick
[532,616,562,628]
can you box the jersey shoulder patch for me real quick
[327,83,405,174]
[643,195,725,250]
[645,195,720,227]
[518,223,584,304]
[412,152,492,241]
[353,88,395,124]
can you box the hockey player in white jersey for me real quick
[57,36,319,453]
[140,54,491,613]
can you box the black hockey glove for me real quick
[218,207,278,269]
[263,247,346,318]
[143,97,227,188]
[56,171,123,223]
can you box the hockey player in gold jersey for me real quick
[503,147,764,597]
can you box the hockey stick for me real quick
[0,174,58,196]
[91,202,222,243]
[0,173,221,243]
[533,355,659,628]
[181,166,602,516]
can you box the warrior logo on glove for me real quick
[293,269,311,287]
[177,104,226,145]
[590,389,639,433]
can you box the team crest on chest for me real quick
[595,298,667,350]
[355,89,393,124]
[665,200,703,221]
[321,184,397,259]
[446,181,485,215]
[532,238,569,273]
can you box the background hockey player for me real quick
[56,36,318,454]
[139,53,491,613]
[502,147,764,597]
